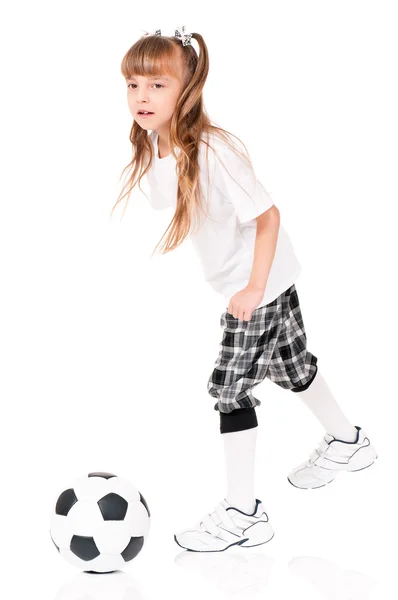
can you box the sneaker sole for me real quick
[174,532,275,552]
[174,522,275,552]
[240,531,275,548]
[287,457,378,489]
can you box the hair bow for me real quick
[174,25,192,46]
[140,28,162,38]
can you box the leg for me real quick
[293,369,358,442]
[223,419,258,514]
[271,285,357,441]
[208,295,284,416]
[213,391,260,514]
[207,297,285,513]
[265,284,319,393]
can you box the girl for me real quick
[112,26,378,552]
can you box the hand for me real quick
[227,285,265,321]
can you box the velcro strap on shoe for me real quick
[215,504,237,530]
[201,514,220,536]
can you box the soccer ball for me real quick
[50,471,151,573]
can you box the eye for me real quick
[127,83,164,89]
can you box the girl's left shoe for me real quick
[174,498,274,552]
[288,425,378,489]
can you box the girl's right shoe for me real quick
[174,497,274,552]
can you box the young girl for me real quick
[113,26,378,552]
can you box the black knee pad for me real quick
[217,405,258,434]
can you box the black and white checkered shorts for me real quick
[207,284,318,431]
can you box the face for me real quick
[126,63,184,133]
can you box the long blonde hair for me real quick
[111,31,255,257]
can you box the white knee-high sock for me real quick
[223,426,257,514]
[295,369,358,442]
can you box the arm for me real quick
[247,204,280,292]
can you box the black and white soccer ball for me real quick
[50,471,151,573]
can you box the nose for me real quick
[136,91,150,103]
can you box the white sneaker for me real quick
[288,425,378,489]
[174,498,274,552]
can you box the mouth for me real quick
[137,110,154,117]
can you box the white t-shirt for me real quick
[145,129,302,309]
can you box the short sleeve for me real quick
[213,141,274,223]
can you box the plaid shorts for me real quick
[207,283,318,420]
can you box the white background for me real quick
[1,1,397,598]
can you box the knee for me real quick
[217,405,258,434]
[291,364,318,393]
